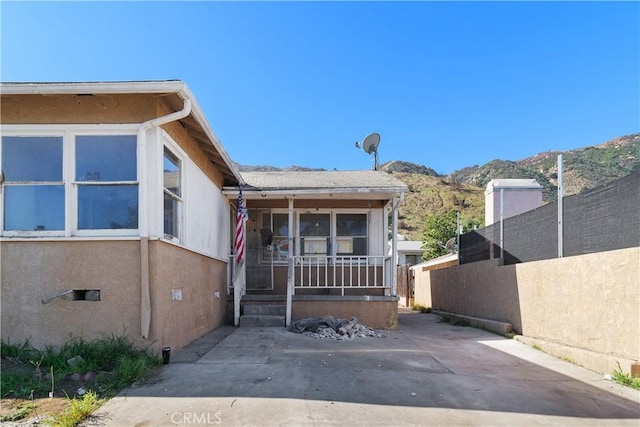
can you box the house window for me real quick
[75,135,138,230]
[256,210,370,260]
[1,136,64,231]
[300,213,330,255]
[260,213,290,261]
[1,130,138,236]
[336,213,368,256]
[405,254,422,266]
[163,147,182,240]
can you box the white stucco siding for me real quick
[184,162,229,259]
[369,208,384,257]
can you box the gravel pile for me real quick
[289,316,383,340]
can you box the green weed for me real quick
[1,335,159,398]
[0,338,39,361]
[48,390,102,427]
[0,402,37,422]
[1,370,46,398]
[411,304,432,313]
[612,362,640,390]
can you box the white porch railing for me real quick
[285,255,391,326]
[233,254,392,327]
[291,255,392,295]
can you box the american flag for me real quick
[235,188,246,266]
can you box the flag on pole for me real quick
[235,188,246,266]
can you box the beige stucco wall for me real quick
[0,240,143,350]
[147,241,229,353]
[413,247,640,374]
[292,299,398,329]
[0,239,230,354]
[413,268,432,308]
[515,247,639,361]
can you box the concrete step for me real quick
[243,304,286,316]
[242,294,286,302]
[239,314,285,327]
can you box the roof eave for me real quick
[0,80,188,95]
[223,186,407,200]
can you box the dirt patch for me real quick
[0,397,68,425]
[1,357,101,425]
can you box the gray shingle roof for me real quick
[241,170,407,192]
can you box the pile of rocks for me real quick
[290,316,382,341]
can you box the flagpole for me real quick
[233,186,247,326]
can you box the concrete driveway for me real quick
[84,310,639,426]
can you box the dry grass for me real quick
[391,172,484,240]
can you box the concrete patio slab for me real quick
[84,310,640,427]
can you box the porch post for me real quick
[286,198,294,326]
[391,197,399,297]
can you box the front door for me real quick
[243,210,275,291]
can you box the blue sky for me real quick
[2,1,638,174]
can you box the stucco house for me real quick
[0,81,407,354]
[395,239,425,266]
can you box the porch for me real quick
[223,170,408,329]
[229,254,399,329]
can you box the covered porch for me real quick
[223,170,407,328]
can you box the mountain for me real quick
[449,133,640,202]
[381,160,440,176]
[387,172,485,240]
[234,163,326,172]
[449,159,557,201]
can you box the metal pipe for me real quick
[41,289,73,304]
[500,188,504,260]
[558,154,564,258]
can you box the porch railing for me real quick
[290,255,392,295]
[285,255,392,326]
[234,254,393,327]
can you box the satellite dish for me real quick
[445,237,457,253]
[362,133,380,154]
[356,132,381,170]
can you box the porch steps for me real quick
[239,296,286,327]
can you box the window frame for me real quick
[298,211,331,257]
[161,138,185,244]
[73,131,139,237]
[292,209,370,259]
[1,132,66,236]
[260,211,291,263]
[335,212,369,257]
[1,125,140,238]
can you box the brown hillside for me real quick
[390,172,485,240]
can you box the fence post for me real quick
[500,188,504,260]
[558,154,564,258]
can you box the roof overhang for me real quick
[1,80,243,186]
[223,170,409,201]
[223,187,407,200]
